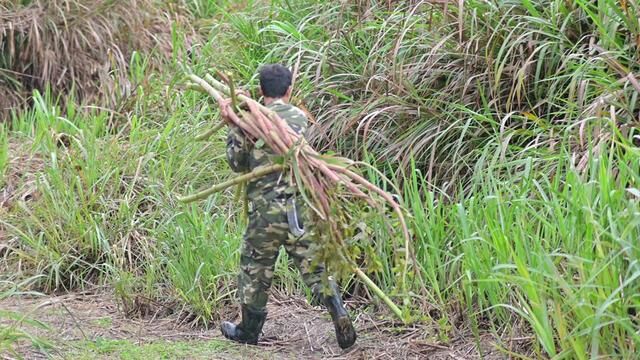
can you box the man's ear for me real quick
[258,87,263,97]
[285,86,292,99]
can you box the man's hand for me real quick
[219,98,235,121]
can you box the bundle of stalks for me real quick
[179,72,421,322]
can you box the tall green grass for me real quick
[338,124,639,358]
[405,140,639,357]
[2,74,244,316]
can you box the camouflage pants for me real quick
[238,196,335,312]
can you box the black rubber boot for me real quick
[319,283,357,349]
[220,305,266,345]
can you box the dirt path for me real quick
[0,290,506,359]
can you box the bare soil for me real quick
[0,289,510,359]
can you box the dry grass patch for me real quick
[0,0,192,120]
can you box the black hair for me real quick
[259,64,292,98]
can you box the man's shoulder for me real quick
[274,104,307,135]
[276,104,307,121]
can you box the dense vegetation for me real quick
[1,0,639,358]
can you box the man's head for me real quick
[258,64,292,103]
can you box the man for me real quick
[220,64,357,349]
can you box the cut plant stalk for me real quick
[353,267,406,321]
[178,165,283,203]
[195,121,225,141]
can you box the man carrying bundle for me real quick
[220,64,357,349]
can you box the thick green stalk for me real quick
[353,267,407,323]
[187,75,225,103]
[178,165,284,203]
[233,180,249,221]
[194,121,225,141]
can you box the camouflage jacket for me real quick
[225,100,308,207]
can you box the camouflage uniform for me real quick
[226,100,330,313]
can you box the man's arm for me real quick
[226,125,251,173]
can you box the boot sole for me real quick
[334,315,356,349]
